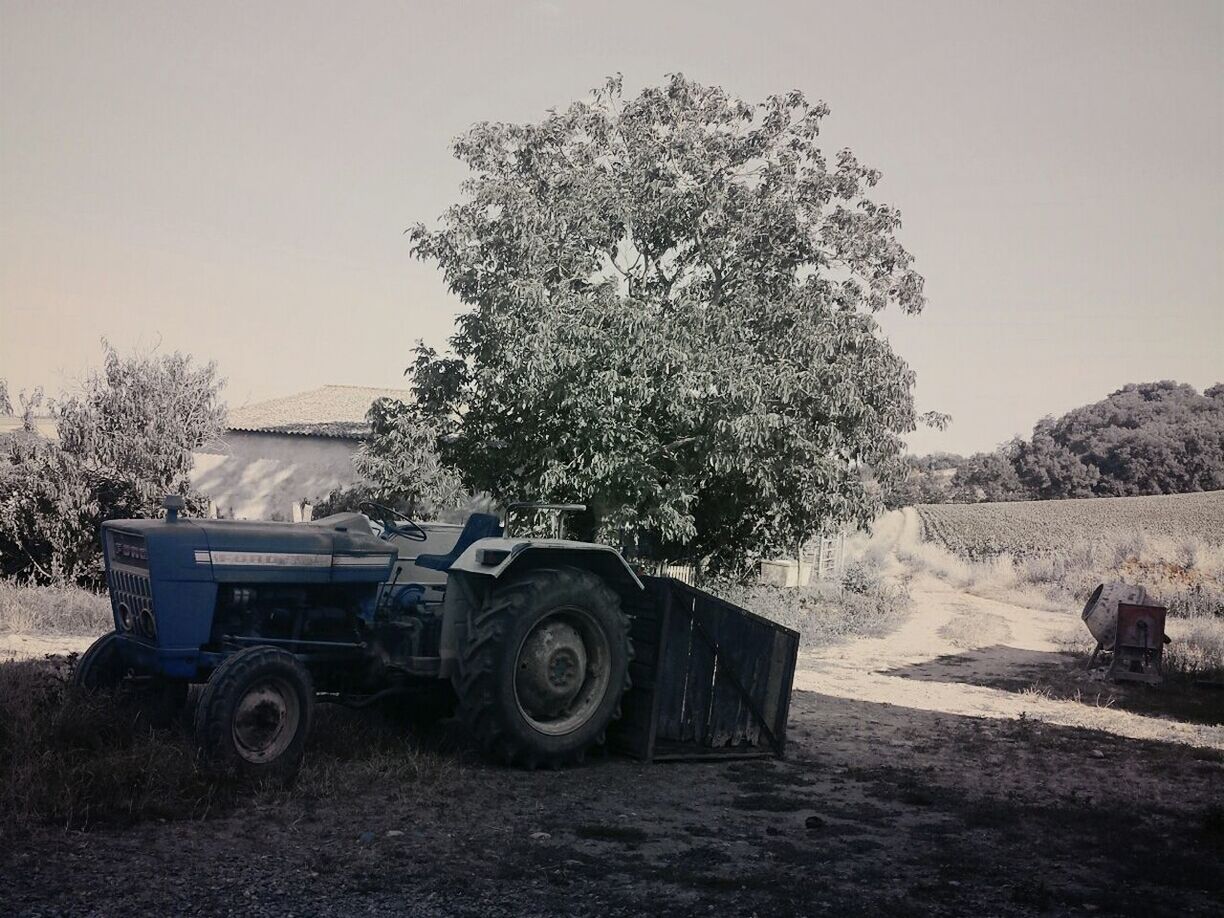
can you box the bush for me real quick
[841,560,882,595]
[711,560,910,648]
[0,345,223,585]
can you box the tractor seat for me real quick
[414,513,503,573]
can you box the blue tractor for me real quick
[75,496,643,781]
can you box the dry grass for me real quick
[0,581,112,636]
[0,657,458,840]
[710,558,911,649]
[901,518,1224,683]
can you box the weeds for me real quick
[710,558,910,648]
[0,656,456,840]
[892,506,1224,681]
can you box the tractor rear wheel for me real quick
[194,646,314,783]
[454,567,631,768]
[72,632,187,728]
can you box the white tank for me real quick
[1081,581,1150,649]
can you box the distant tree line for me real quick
[885,381,1224,508]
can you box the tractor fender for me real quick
[449,537,644,594]
[437,538,643,679]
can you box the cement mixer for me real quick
[1082,581,1168,683]
[1082,581,1150,649]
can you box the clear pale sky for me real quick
[1,0,1220,454]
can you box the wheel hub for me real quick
[517,621,588,719]
[233,678,299,764]
[513,608,613,737]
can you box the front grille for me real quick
[109,567,155,640]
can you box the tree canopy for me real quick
[409,75,932,570]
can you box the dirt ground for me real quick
[0,632,93,664]
[2,566,1221,916]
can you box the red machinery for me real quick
[1082,582,1168,684]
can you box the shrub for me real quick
[0,345,223,585]
[841,560,881,595]
[711,559,909,648]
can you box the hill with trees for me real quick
[887,381,1224,507]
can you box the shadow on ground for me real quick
[882,645,1224,727]
[2,682,1221,918]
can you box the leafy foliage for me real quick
[946,449,1027,503]
[312,398,466,521]
[1044,381,1224,497]
[409,75,929,570]
[0,380,11,417]
[0,346,224,584]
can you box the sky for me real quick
[1,0,1220,455]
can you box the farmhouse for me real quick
[192,385,411,521]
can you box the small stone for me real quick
[530,831,552,840]
[358,831,375,845]
[804,815,825,831]
[1090,749,1105,759]
[385,830,404,838]
[766,826,781,836]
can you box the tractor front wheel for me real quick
[194,646,314,783]
[454,567,631,768]
[72,632,125,692]
[72,632,187,728]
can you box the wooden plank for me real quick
[710,600,771,748]
[760,629,799,755]
[629,638,658,668]
[645,579,680,755]
[609,577,668,760]
[608,687,652,758]
[679,593,716,745]
[630,618,660,644]
[760,630,788,734]
[704,597,743,748]
[628,659,657,688]
[627,576,799,761]
[730,617,770,747]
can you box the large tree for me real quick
[409,75,934,570]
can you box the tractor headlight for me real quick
[118,603,133,631]
[139,607,157,640]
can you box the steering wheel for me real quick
[358,500,428,542]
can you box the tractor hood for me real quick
[101,515,396,585]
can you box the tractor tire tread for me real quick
[194,645,314,784]
[454,566,632,768]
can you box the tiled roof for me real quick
[227,385,412,439]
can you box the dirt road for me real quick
[3,553,1221,916]
[797,571,1224,749]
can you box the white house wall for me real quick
[192,431,361,520]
